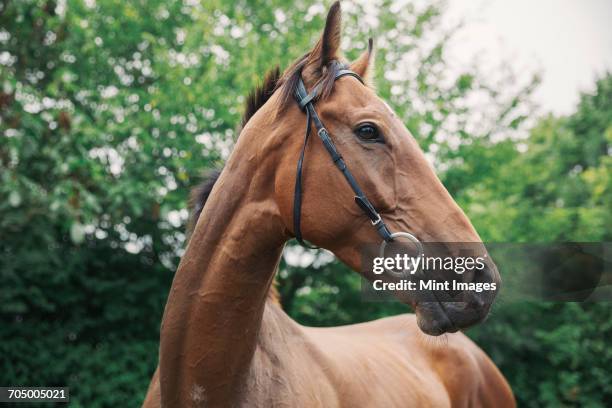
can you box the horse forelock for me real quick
[275,53,351,111]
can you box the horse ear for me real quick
[309,1,342,68]
[350,38,374,78]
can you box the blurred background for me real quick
[1,0,610,406]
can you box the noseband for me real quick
[292,61,421,253]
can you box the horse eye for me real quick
[355,124,382,142]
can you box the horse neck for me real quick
[158,126,289,406]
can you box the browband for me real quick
[292,62,394,247]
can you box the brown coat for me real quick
[144,3,514,407]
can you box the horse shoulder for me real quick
[470,344,515,408]
[424,331,515,408]
[240,303,341,407]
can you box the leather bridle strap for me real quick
[293,63,394,247]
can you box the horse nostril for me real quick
[475,262,496,283]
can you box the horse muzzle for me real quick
[415,262,499,336]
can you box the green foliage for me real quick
[1,0,609,407]
[463,74,612,407]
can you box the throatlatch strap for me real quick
[292,63,394,246]
[292,108,318,248]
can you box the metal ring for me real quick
[378,232,424,278]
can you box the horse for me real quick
[143,2,514,407]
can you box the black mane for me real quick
[187,169,222,234]
[240,66,281,129]
[189,56,345,231]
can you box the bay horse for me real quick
[143,2,514,407]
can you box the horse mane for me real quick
[184,56,346,304]
[241,49,351,129]
[187,53,343,231]
[187,169,222,234]
[239,49,349,130]
[240,66,282,129]
[187,63,286,232]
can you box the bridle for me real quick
[292,60,422,255]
